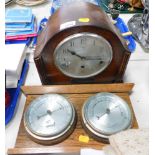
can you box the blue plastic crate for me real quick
[5,59,29,125]
[114,17,136,52]
[5,38,31,45]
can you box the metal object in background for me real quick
[128,0,149,51]
[110,8,120,19]
[14,0,49,6]
[5,0,13,6]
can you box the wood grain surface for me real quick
[21,83,134,95]
[8,84,138,155]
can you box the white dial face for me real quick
[24,94,74,137]
[54,33,113,78]
[83,93,132,136]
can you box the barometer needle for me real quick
[96,105,120,120]
[37,110,52,120]
[37,107,63,120]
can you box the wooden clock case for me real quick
[34,2,131,85]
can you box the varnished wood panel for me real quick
[8,84,138,155]
[21,83,134,95]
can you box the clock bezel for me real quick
[81,92,133,142]
[53,32,113,79]
[24,94,77,145]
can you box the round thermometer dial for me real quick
[24,94,76,144]
[54,33,113,78]
[82,93,132,142]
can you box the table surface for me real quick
[5,1,149,155]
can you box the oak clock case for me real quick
[34,2,131,85]
[24,94,77,145]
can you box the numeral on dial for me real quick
[70,41,74,47]
[93,40,96,46]
[63,49,67,54]
[81,38,86,45]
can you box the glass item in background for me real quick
[128,0,149,52]
[14,0,49,6]
[52,0,99,11]
[5,0,13,6]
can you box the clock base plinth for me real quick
[8,83,138,155]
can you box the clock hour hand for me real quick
[67,49,106,61]
[84,56,104,61]
[67,49,84,59]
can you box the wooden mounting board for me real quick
[8,83,138,155]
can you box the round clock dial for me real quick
[24,94,76,144]
[82,93,132,141]
[54,33,113,78]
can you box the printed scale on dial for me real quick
[24,92,133,144]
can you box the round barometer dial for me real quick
[82,93,132,142]
[54,33,113,78]
[24,94,76,144]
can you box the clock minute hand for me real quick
[67,49,84,59]
[67,49,107,61]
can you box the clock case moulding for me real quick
[34,2,131,85]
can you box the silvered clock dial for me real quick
[24,94,77,145]
[82,92,133,142]
[54,33,113,78]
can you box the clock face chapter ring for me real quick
[81,92,133,142]
[24,94,77,144]
[53,33,113,79]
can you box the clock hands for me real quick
[67,49,84,59]
[67,49,105,61]
[84,56,104,61]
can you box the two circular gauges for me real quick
[24,93,133,145]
